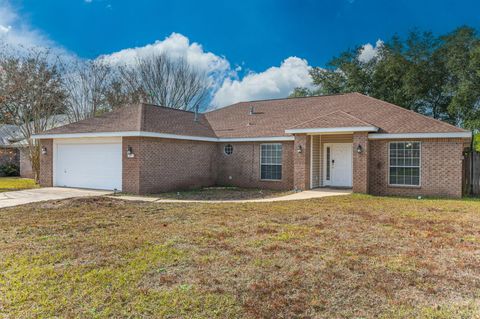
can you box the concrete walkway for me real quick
[0,187,112,209]
[109,188,352,204]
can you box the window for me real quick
[389,142,421,186]
[326,146,331,181]
[260,144,282,180]
[224,144,233,155]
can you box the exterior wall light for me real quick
[356,144,363,153]
[127,145,134,158]
[297,145,303,154]
[41,146,47,155]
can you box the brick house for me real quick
[33,93,472,198]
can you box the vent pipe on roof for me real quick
[249,106,255,115]
[194,105,199,122]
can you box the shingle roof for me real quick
[38,93,468,138]
[40,104,217,138]
[204,93,466,138]
[288,111,376,130]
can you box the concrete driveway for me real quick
[0,187,112,209]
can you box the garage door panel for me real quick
[55,142,122,191]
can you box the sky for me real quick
[1,0,479,108]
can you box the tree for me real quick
[0,48,66,182]
[439,27,480,129]
[62,60,114,122]
[117,53,209,111]
[297,26,480,131]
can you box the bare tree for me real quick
[62,60,113,122]
[0,48,66,182]
[117,53,209,111]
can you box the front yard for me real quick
[0,195,479,318]
[0,177,37,192]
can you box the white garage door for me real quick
[54,140,122,191]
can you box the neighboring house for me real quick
[33,93,472,198]
[0,124,22,176]
[0,115,69,178]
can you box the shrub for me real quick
[0,164,19,176]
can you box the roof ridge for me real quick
[289,110,374,129]
[141,103,195,114]
[204,93,353,114]
[352,92,468,132]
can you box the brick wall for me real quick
[39,139,53,186]
[293,134,310,190]
[122,137,142,194]
[216,141,294,190]
[19,148,34,178]
[123,137,218,194]
[369,138,465,198]
[352,132,369,193]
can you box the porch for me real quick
[292,132,370,193]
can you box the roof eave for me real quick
[368,132,472,139]
[285,126,379,134]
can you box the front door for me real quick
[323,143,353,187]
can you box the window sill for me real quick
[388,184,421,189]
[260,179,283,182]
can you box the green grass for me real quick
[0,177,38,192]
[0,195,479,318]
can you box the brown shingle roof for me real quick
[288,111,376,130]
[39,93,467,138]
[204,93,466,138]
[40,104,217,138]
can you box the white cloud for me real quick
[358,39,383,63]
[99,33,230,75]
[0,1,66,53]
[0,24,11,33]
[211,57,313,108]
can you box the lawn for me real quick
[0,195,479,318]
[0,177,38,192]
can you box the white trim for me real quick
[368,132,472,139]
[32,131,295,142]
[309,136,313,189]
[285,126,378,134]
[259,143,283,181]
[387,141,422,188]
[218,136,294,142]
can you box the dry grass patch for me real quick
[0,195,479,318]
[148,186,293,200]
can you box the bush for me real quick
[0,164,19,177]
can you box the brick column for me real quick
[293,134,310,191]
[122,137,141,194]
[39,139,53,187]
[352,132,369,193]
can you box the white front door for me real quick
[323,143,353,187]
[54,138,122,191]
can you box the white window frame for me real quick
[260,143,283,181]
[388,141,422,187]
[224,144,233,155]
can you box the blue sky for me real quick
[1,0,479,107]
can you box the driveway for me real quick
[0,187,112,209]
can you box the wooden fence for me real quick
[464,151,480,196]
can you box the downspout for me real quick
[471,130,475,196]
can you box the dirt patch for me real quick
[145,187,293,201]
